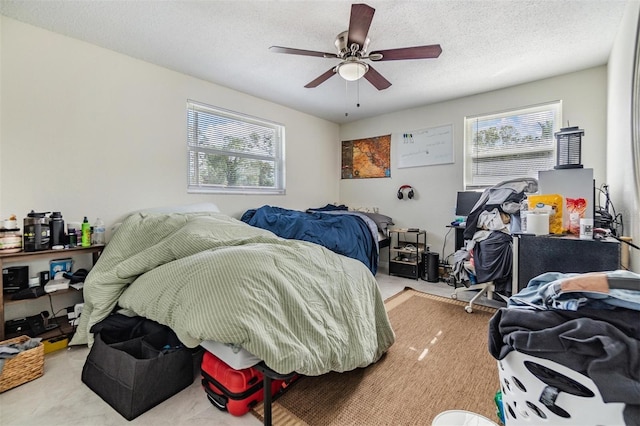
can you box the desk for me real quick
[446,225,465,251]
[512,234,620,294]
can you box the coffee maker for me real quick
[23,211,50,252]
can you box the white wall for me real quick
[0,17,340,237]
[340,67,608,263]
[0,16,3,215]
[607,1,640,272]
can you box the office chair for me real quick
[451,261,495,313]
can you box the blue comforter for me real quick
[241,205,379,275]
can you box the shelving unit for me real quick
[388,229,426,280]
[0,245,104,340]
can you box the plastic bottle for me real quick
[494,390,505,424]
[67,226,77,248]
[81,217,91,247]
[93,218,105,245]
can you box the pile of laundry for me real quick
[453,177,538,296]
[489,270,640,426]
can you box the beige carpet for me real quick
[251,288,500,425]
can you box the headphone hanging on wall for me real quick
[397,185,414,200]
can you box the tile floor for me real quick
[0,267,503,426]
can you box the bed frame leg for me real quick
[254,362,298,426]
[263,374,272,426]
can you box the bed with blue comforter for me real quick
[241,205,388,275]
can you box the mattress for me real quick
[199,340,262,370]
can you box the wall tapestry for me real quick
[341,134,391,179]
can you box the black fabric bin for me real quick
[81,324,195,420]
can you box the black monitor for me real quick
[455,191,483,217]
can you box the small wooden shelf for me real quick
[389,245,426,255]
[3,315,74,341]
[4,287,82,306]
[1,244,104,340]
[0,245,104,263]
[388,229,427,280]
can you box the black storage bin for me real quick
[81,322,196,420]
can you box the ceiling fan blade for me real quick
[305,68,337,88]
[370,44,443,61]
[347,3,375,49]
[270,46,337,58]
[364,65,391,90]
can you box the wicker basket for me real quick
[0,335,45,393]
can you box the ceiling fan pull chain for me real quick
[345,79,349,117]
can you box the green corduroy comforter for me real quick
[70,211,395,375]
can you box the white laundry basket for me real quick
[497,350,626,425]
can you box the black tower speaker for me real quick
[421,252,428,280]
[425,252,439,283]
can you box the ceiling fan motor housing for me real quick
[335,31,370,58]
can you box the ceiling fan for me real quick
[269,3,442,90]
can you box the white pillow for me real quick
[134,202,220,215]
[111,203,221,232]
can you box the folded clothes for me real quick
[509,270,640,311]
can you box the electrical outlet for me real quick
[74,303,83,319]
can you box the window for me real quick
[464,101,561,189]
[187,100,285,194]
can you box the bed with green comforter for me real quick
[70,211,395,376]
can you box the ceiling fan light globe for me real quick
[337,61,369,81]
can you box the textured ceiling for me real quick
[0,0,630,124]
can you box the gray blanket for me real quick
[70,212,395,375]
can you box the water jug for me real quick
[49,211,65,248]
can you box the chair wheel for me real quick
[451,293,458,300]
[465,305,473,313]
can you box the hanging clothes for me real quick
[463,177,538,240]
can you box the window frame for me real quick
[187,100,286,195]
[463,101,562,190]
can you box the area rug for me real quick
[251,288,500,425]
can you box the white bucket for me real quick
[432,410,498,426]
[527,212,549,235]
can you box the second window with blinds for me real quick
[463,101,561,190]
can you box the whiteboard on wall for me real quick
[395,124,454,168]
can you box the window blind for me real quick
[464,101,561,189]
[187,100,285,194]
